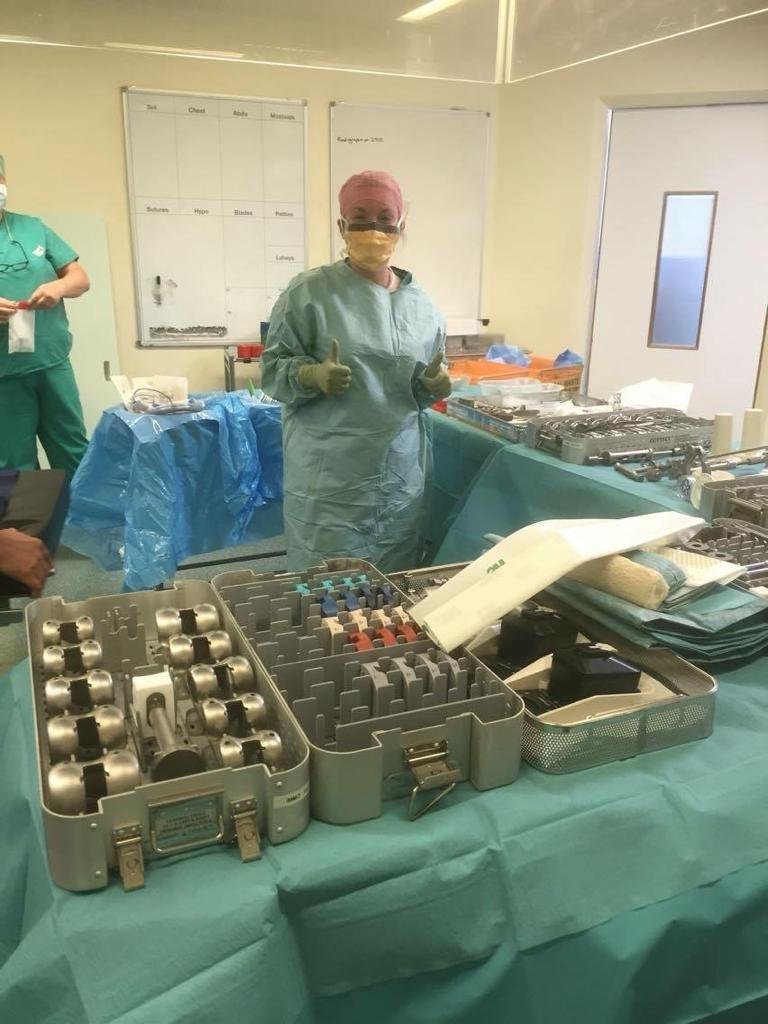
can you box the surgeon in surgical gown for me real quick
[261,170,451,572]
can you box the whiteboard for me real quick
[123,88,307,347]
[330,102,490,333]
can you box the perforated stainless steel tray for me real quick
[389,567,716,774]
[527,408,713,464]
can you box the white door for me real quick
[587,104,768,419]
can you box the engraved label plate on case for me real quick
[149,792,224,855]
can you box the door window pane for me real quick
[648,192,717,350]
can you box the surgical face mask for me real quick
[341,218,403,270]
[0,185,6,213]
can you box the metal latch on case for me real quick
[231,798,261,861]
[404,740,460,821]
[113,824,145,891]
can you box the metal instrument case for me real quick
[26,581,310,892]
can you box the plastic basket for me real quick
[537,364,583,392]
[448,357,583,394]
[448,359,532,384]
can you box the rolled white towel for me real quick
[567,555,669,610]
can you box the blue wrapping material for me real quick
[485,344,530,366]
[428,414,689,567]
[63,392,283,590]
[553,348,584,366]
[551,579,768,665]
[6,648,768,1023]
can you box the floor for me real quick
[0,537,287,675]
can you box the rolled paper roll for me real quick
[741,408,765,450]
[711,413,734,456]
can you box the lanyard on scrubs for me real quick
[0,216,30,274]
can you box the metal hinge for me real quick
[404,740,461,821]
[113,824,145,891]
[231,798,262,861]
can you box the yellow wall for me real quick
[0,46,497,389]
[488,11,768,357]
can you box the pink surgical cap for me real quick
[338,170,403,220]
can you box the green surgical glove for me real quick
[420,352,452,401]
[299,339,352,396]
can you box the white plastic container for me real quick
[479,378,563,409]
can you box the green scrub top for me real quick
[0,211,78,378]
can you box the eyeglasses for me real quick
[0,239,29,273]
[341,218,403,236]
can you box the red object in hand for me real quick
[348,630,374,651]
[17,301,30,311]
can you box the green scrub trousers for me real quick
[0,362,88,475]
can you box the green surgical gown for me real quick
[0,212,78,377]
[0,212,88,473]
[261,260,445,572]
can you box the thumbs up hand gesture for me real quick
[420,351,452,400]
[299,339,353,397]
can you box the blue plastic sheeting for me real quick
[63,392,283,590]
[553,578,768,666]
[5,650,768,1023]
[485,343,530,366]
[553,347,584,366]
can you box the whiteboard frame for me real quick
[329,100,491,329]
[122,86,309,349]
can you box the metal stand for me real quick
[153,547,288,589]
[224,348,262,393]
[177,549,287,573]
[0,596,24,627]
[224,347,237,392]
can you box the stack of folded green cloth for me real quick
[550,570,768,666]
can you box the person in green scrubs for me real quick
[0,153,91,475]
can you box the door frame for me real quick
[582,93,768,397]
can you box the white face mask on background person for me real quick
[0,184,7,213]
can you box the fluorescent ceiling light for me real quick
[398,0,464,24]
[0,34,45,43]
[506,7,768,83]
[105,42,244,59]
